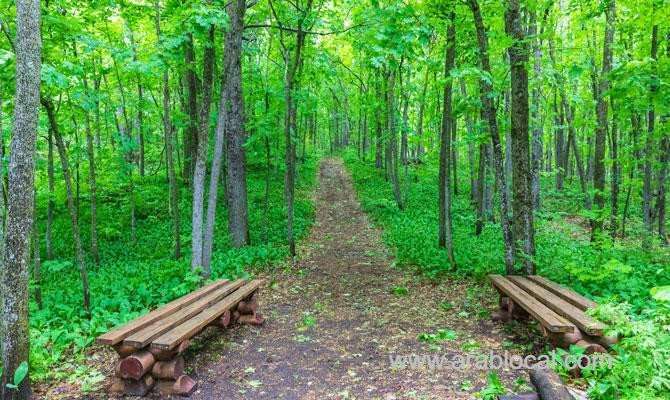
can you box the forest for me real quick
[0,0,669,398]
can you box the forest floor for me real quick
[63,158,543,399]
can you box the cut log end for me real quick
[116,350,156,380]
[574,339,606,354]
[150,339,191,361]
[152,356,185,380]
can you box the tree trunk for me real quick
[467,0,515,272]
[529,12,543,211]
[0,2,41,396]
[374,78,383,169]
[82,72,100,265]
[191,26,216,271]
[224,0,251,249]
[386,69,404,210]
[46,127,55,259]
[43,98,91,315]
[591,0,615,241]
[610,104,620,237]
[506,0,536,274]
[644,25,658,234]
[183,33,199,185]
[438,11,457,268]
[416,66,429,159]
[156,0,181,260]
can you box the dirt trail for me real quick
[180,158,531,399]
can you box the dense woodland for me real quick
[0,0,669,398]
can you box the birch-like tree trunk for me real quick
[1,2,41,396]
[190,26,215,270]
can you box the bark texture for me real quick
[1,1,41,397]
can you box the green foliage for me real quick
[417,329,458,343]
[28,157,318,382]
[343,150,670,398]
[477,372,507,399]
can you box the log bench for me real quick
[96,278,264,397]
[488,275,616,353]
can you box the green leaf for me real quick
[13,361,28,387]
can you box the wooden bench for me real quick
[96,278,264,397]
[488,274,615,352]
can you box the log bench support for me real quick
[97,279,264,397]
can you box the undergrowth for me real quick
[27,156,318,384]
[342,150,670,399]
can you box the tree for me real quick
[467,0,515,273]
[505,0,535,274]
[591,0,615,241]
[0,0,41,397]
[438,10,456,268]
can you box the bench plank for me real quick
[508,276,605,336]
[123,280,246,348]
[151,280,263,350]
[489,275,575,333]
[528,275,597,311]
[97,280,232,345]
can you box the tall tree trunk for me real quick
[438,11,456,268]
[43,98,91,315]
[191,26,216,271]
[467,0,515,272]
[386,69,404,210]
[529,11,543,211]
[1,2,41,397]
[416,66,429,159]
[591,0,615,241]
[375,78,383,169]
[156,0,181,260]
[657,32,669,243]
[644,25,658,234]
[610,104,620,237]
[221,0,250,249]
[81,70,100,265]
[183,33,199,185]
[46,127,55,259]
[506,0,536,274]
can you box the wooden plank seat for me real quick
[96,278,264,397]
[488,274,612,353]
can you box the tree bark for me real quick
[191,25,216,271]
[591,0,615,241]
[183,33,199,185]
[46,127,55,259]
[0,2,41,396]
[438,11,457,268]
[506,0,536,274]
[467,0,515,272]
[529,11,543,211]
[222,0,250,251]
[156,0,181,260]
[81,70,100,265]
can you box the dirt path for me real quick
[183,158,530,399]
